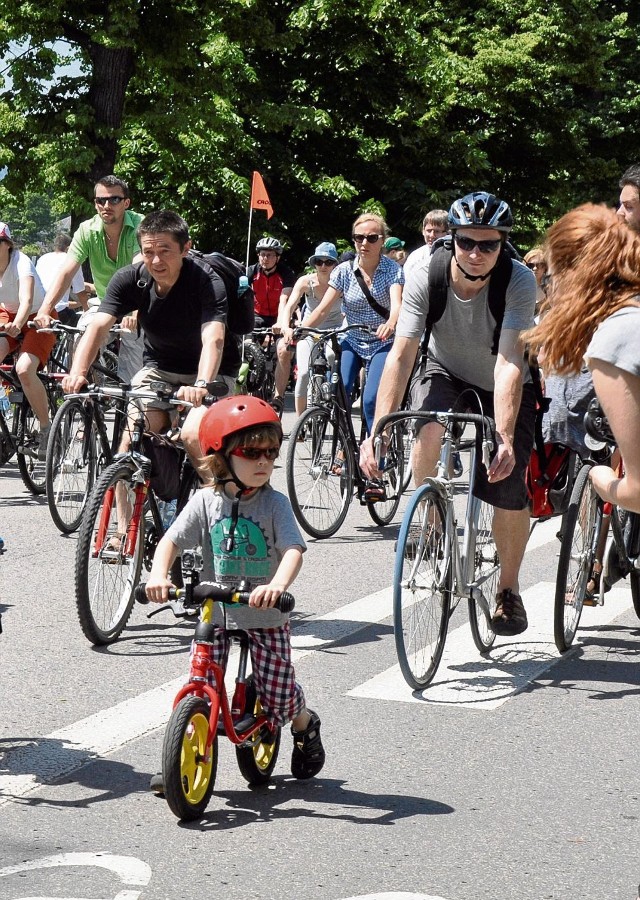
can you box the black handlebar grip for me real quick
[134,584,149,604]
[276,591,295,613]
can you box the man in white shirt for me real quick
[36,233,89,324]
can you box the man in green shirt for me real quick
[36,175,145,382]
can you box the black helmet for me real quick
[256,237,284,254]
[448,192,513,233]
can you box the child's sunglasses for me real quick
[230,446,279,461]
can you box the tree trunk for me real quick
[85,43,135,188]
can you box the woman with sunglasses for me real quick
[277,242,343,415]
[301,214,404,435]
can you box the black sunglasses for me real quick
[352,233,382,244]
[526,261,545,270]
[454,234,502,254]
[315,259,336,266]
[94,196,126,206]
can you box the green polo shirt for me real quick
[68,210,144,301]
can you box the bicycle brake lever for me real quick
[482,440,493,470]
[146,599,198,619]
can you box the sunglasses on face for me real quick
[315,259,335,267]
[454,234,502,254]
[526,262,545,270]
[230,446,279,461]
[94,196,126,206]
[352,233,382,244]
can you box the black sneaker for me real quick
[492,589,528,636]
[291,710,325,779]
[149,772,164,795]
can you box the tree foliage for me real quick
[0,0,639,265]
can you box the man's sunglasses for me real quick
[94,196,126,206]
[352,233,382,244]
[315,259,336,266]
[454,234,502,254]
[230,446,279,461]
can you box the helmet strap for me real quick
[452,246,501,283]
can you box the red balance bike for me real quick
[136,551,294,821]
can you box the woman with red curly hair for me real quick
[526,203,640,512]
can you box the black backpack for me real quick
[189,250,255,336]
[424,236,521,356]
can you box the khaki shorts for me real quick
[129,365,234,412]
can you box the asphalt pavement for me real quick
[1,406,639,900]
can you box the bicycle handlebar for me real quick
[134,582,295,615]
[374,409,496,470]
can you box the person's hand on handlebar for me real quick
[176,383,208,407]
[249,581,285,609]
[359,433,387,480]
[376,320,396,342]
[33,311,55,330]
[145,573,173,603]
[62,373,89,394]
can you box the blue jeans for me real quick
[340,340,391,435]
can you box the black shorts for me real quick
[413,358,536,511]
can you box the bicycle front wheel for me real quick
[286,407,354,538]
[468,498,500,653]
[46,398,97,533]
[393,484,451,689]
[367,424,405,527]
[75,460,144,645]
[163,695,218,821]
[235,676,281,785]
[554,463,599,652]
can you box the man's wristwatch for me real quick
[193,379,208,389]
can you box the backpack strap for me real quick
[424,241,513,357]
[133,261,152,337]
[352,262,390,321]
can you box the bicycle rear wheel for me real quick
[235,676,281,785]
[16,400,49,494]
[468,497,500,652]
[163,695,218,821]
[393,484,451,689]
[554,463,598,652]
[46,398,97,533]
[75,459,144,645]
[367,424,405,526]
[286,407,354,538]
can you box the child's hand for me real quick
[249,583,285,609]
[145,574,173,603]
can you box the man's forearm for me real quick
[197,327,225,381]
[493,362,523,444]
[372,341,417,432]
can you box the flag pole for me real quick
[245,204,253,273]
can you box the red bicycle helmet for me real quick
[199,396,282,454]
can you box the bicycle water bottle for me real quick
[158,499,177,530]
[0,384,9,416]
[238,275,249,295]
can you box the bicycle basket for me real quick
[527,442,574,519]
[142,432,183,501]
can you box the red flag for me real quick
[250,171,274,219]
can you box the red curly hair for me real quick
[526,203,640,374]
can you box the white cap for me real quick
[0,222,12,242]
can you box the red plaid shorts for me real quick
[209,621,305,727]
